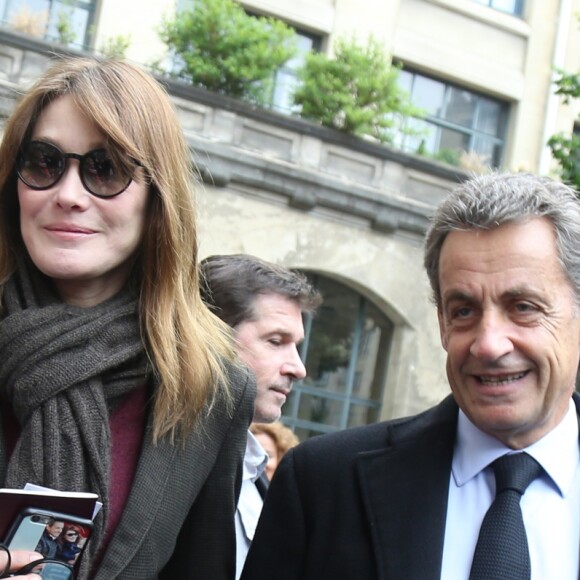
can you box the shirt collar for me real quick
[243,430,268,483]
[453,398,579,496]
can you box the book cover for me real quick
[0,488,99,542]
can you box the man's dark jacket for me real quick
[241,393,580,580]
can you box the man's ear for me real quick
[437,308,448,351]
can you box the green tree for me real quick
[55,1,76,46]
[159,0,297,104]
[548,69,580,190]
[293,36,423,143]
[98,34,131,58]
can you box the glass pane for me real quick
[271,31,319,112]
[272,70,299,113]
[294,424,327,441]
[6,0,49,35]
[444,87,476,127]
[295,393,345,428]
[397,69,413,94]
[438,126,470,152]
[472,136,502,167]
[286,33,315,70]
[46,1,89,47]
[476,98,503,136]
[352,300,392,401]
[491,0,519,14]
[283,273,393,438]
[301,278,362,396]
[401,118,437,154]
[411,75,446,117]
[347,403,380,428]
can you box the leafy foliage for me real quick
[98,34,131,58]
[55,0,76,46]
[292,36,423,143]
[548,68,580,190]
[553,69,580,103]
[159,0,297,104]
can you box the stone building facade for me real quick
[0,0,577,438]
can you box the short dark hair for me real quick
[200,254,322,328]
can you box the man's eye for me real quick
[452,306,472,319]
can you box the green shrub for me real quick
[159,0,297,105]
[293,36,423,143]
[55,3,76,46]
[98,34,131,58]
[548,69,580,190]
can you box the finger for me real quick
[6,549,43,570]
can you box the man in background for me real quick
[200,254,321,579]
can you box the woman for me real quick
[250,422,299,480]
[56,526,82,565]
[0,56,254,579]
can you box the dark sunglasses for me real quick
[17,140,140,198]
[65,532,78,536]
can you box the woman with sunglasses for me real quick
[0,57,254,579]
[56,527,82,566]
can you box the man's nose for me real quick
[282,345,307,380]
[470,312,514,361]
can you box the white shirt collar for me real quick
[243,430,268,483]
[453,398,579,496]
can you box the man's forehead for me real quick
[251,293,303,317]
[232,292,302,331]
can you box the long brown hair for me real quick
[0,56,236,441]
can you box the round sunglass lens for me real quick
[83,150,132,197]
[19,142,64,189]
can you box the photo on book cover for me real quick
[5,508,93,579]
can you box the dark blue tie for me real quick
[469,452,542,580]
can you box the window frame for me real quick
[470,0,524,17]
[0,0,96,49]
[282,274,393,439]
[396,66,510,168]
[244,9,322,114]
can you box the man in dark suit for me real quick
[35,519,64,559]
[200,254,321,579]
[241,172,580,580]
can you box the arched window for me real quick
[283,273,393,440]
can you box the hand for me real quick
[0,550,43,578]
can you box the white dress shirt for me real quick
[235,430,268,580]
[441,399,580,579]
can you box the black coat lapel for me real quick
[358,396,458,580]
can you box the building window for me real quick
[282,273,393,440]
[395,68,509,168]
[174,3,321,113]
[267,28,321,113]
[0,0,96,48]
[470,0,524,17]
[244,9,321,113]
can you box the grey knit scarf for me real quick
[0,261,149,575]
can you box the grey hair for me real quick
[424,172,580,306]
